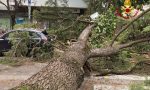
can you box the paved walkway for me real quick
[0,62,149,90]
[79,75,150,90]
[0,62,47,90]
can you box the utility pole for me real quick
[28,0,31,22]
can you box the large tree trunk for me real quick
[11,41,90,90]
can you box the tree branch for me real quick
[94,59,150,76]
[110,8,150,46]
[0,0,8,10]
[78,19,94,24]
[6,0,10,11]
[78,24,95,43]
[88,46,120,58]
[119,37,150,49]
[14,0,20,9]
[89,37,150,58]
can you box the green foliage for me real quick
[0,57,19,66]
[121,18,150,53]
[0,57,27,66]
[5,31,54,61]
[0,18,10,29]
[88,1,150,73]
[89,6,137,72]
[89,50,132,72]
[130,83,145,90]
[89,7,117,48]
[88,0,110,14]
[117,30,131,43]
[31,0,150,74]
[14,23,37,29]
[142,25,150,33]
[116,12,150,52]
[5,31,30,57]
[144,78,150,86]
[130,79,150,90]
[133,42,150,52]
[31,41,54,61]
[48,22,85,42]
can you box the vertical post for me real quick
[28,0,31,22]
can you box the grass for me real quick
[0,18,10,29]
[0,57,31,66]
[130,83,145,90]
[130,79,150,90]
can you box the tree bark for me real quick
[11,41,90,90]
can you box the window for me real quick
[3,31,18,40]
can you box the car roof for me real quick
[7,29,42,33]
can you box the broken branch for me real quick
[110,8,150,46]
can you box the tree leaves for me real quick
[89,7,117,48]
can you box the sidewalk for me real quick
[79,75,150,90]
[0,62,47,90]
[0,62,149,90]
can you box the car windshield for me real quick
[2,30,41,40]
[3,31,29,40]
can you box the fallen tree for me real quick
[11,8,150,90]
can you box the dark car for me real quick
[0,29,49,55]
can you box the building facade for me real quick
[0,0,88,29]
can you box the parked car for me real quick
[0,29,53,56]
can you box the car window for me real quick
[4,31,30,40]
[3,31,18,40]
[2,31,41,40]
